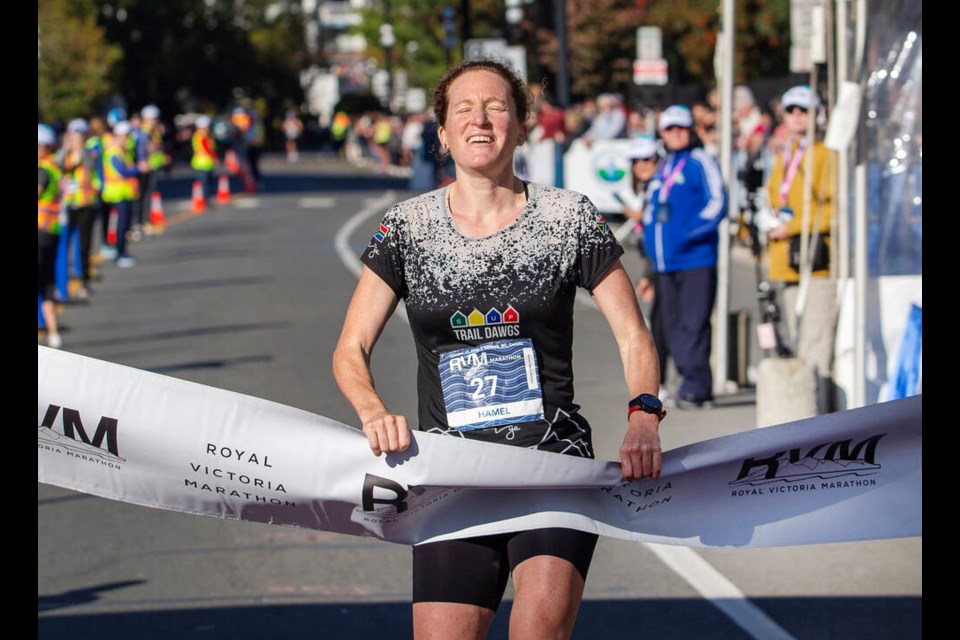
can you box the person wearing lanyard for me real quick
[333,58,664,639]
[764,85,835,413]
[645,105,727,409]
[619,136,670,387]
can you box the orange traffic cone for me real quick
[216,174,232,204]
[149,192,166,225]
[225,149,240,175]
[106,207,118,245]
[191,180,207,213]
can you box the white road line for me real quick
[334,191,794,640]
[298,197,336,208]
[645,544,796,640]
[334,191,407,322]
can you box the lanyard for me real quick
[658,154,687,204]
[779,138,808,206]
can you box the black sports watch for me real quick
[628,393,666,420]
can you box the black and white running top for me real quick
[361,182,623,458]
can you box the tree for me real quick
[38,0,122,123]
[352,0,505,103]
[563,0,647,97]
[645,0,791,85]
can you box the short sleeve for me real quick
[359,206,408,298]
[575,195,625,290]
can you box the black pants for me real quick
[657,266,717,402]
[649,273,669,385]
[38,231,59,300]
[138,170,159,225]
[67,206,97,285]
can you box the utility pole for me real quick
[553,0,570,107]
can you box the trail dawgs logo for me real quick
[38,404,126,466]
[730,433,885,487]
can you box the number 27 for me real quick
[470,375,498,400]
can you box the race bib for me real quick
[439,338,545,431]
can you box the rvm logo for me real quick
[362,473,426,514]
[733,433,885,482]
[40,404,120,457]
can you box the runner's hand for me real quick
[619,413,662,481]
[361,411,410,456]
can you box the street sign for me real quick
[633,59,668,86]
[464,38,508,61]
[636,26,663,61]
[790,0,824,73]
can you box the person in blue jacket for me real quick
[645,105,727,408]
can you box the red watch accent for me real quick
[628,404,666,421]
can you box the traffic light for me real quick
[442,5,457,51]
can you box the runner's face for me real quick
[439,70,525,177]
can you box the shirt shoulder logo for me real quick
[373,222,390,243]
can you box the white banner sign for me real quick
[38,347,922,547]
[563,139,635,215]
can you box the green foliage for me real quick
[646,0,791,84]
[38,0,121,123]
[564,0,647,97]
[88,0,304,123]
[38,0,792,128]
[353,0,506,97]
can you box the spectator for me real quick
[645,105,728,409]
[762,85,836,413]
[102,120,141,268]
[282,110,304,163]
[580,93,626,145]
[620,136,670,387]
[136,105,168,236]
[57,118,99,299]
[38,124,63,348]
[190,116,218,201]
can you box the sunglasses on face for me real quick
[633,157,655,163]
[785,105,808,114]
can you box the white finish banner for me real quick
[38,347,922,547]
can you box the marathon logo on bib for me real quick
[439,339,544,431]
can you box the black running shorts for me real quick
[412,527,599,611]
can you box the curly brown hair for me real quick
[432,58,532,128]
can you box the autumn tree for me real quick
[38,0,122,123]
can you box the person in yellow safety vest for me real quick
[58,118,101,299]
[191,115,218,201]
[125,113,147,241]
[101,121,141,268]
[331,111,350,156]
[84,117,113,259]
[38,123,64,348]
[136,105,169,235]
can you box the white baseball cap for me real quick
[38,123,56,146]
[141,104,160,120]
[195,115,212,129]
[626,136,659,161]
[659,105,694,130]
[67,118,90,134]
[113,120,132,136]
[782,85,817,111]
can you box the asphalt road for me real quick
[38,153,921,640]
